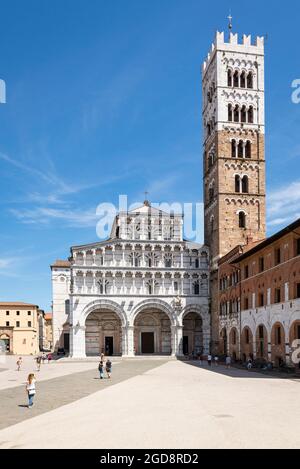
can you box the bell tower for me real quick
[202,30,266,349]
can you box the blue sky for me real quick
[0,0,300,310]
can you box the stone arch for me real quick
[130,299,176,327]
[271,322,286,366]
[180,305,207,357]
[255,324,268,361]
[241,326,254,362]
[289,319,300,344]
[180,304,206,325]
[132,300,174,355]
[229,327,239,361]
[81,299,127,328]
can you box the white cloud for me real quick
[267,180,300,227]
[10,206,99,228]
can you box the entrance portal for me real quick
[105,336,114,356]
[183,336,189,355]
[134,309,171,355]
[85,310,122,356]
[182,312,203,355]
[141,332,155,354]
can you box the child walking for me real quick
[98,360,104,379]
[26,373,36,408]
[16,357,22,371]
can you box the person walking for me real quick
[36,355,42,371]
[47,353,53,364]
[98,360,104,379]
[16,357,22,371]
[106,359,112,379]
[226,355,232,369]
[26,373,36,408]
[247,358,253,371]
[214,355,219,366]
[207,354,212,367]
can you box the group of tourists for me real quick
[98,353,112,379]
[190,353,231,368]
[35,353,53,371]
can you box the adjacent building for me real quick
[0,302,40,355]
[52,202,210,358]
[218,218,300,366]
[38,311,53,351]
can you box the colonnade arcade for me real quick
[73,270,209,296]
[72,244,209,269]
[70,299,210,358]
[220,320,300,366]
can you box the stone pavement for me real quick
[0,360,300,449]
[0,359,167,431]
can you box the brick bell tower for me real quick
[202,29,266,351]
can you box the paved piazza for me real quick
[0,356,299,449]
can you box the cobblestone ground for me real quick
[0,359,168,431]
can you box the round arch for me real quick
[130,299,176,327]
[241,326,254,362]
[181,306,205,357]
[81,299,127,328]
[219,327,228,355]
[180,304,206,325]
[229,327,239,361]
[132,300,174,356]
[271,322,286,367]
[255,324,268,361]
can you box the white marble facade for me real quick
[51,202,210,358]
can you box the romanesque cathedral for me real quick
[51,30,300,365]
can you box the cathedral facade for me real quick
[51,203,210,357]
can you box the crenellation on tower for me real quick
[202,31,265,75]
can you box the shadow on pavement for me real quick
[180,360,296,379]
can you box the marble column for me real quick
[70,325,86,358]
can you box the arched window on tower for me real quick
[235,175,241,193]
[247,72,253,89]
[241,105,247,123]
[233,70,239,87]
[227,69,233,87]
[228,104,233,122]
[240,71,246,88]
[207,123,211,136]
[248,106,254,124]
[234,105,239,123]
[242,176,249,193]
[239,212,246,229]
[238,140,244,158]
[231,139,237,158]
[245,141,251,159]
